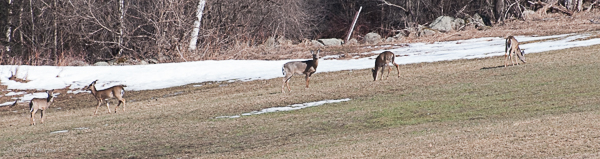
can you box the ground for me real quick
[1,11,600,158]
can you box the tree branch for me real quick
[378,0,409,13]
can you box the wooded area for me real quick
[0,0,597,65]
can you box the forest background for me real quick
[0,0,595,65]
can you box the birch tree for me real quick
[188,0,206,51]
[4,0,13,51]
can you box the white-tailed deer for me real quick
[505,36,526,67]
[281,50,320,93]
[30,90,55,125]
[85,80,127,115]
[372,51,400,81]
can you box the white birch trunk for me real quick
[188,0,206,51]
[29,0,35,47]
[118,0,124,55]
[5,0,12,51]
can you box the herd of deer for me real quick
[26,36,527,125]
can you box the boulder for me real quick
[345,38,359,45]
[418,25,437,37]
[311,40,325,47]
[452,18,466,31]
[318,38,344,46]
[69,60,89,66]
[522,10,539,21]
[385,37,396,43]
[364,32,382,44]
[264,36,277,48]
[94,62,110,66]
[429,16,455,32]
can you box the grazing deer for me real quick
[505,36,526,67]
[85,80,127,115]
[281,50,320,93]
[372,51,400,81]
[30,90,55,125]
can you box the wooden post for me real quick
[345,6,362,43]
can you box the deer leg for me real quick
[40,110,44,124]
[380,67,385,80]
[115,99,126,113]
[395,64,400,77]
[94,100,101,115]
[282,76,290,93]
[504,52,509,67]
[106,100,111,114]
[386,65,392,80]
[305,74,310,88]
[30,109,37,125]
[120,99,126,112]
[513,52,519,65]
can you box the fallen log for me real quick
[528,0,573,16]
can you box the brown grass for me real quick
[1,42,599,158]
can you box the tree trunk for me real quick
[577,0,583,11]
[495,0,505,22]
[188,0,206,51]
[54,0,58,64]
[5,0,13,51]
[29,0,35,49]
[565,0,574,10]
[118,0,124,56]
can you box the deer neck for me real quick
[47,96,54,103]
[312,58,319,68]
[90,86,99,96]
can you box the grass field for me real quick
[1,44,600,158]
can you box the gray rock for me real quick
[69,60,89,66]
[345,38,359,45]
[522,10,538,21]
[318,38,344,46]
[94,62,110,66]
[452,18,465,30]
[418,25,437,37]
[265,36,277,48]
[385,37,396,43]
[138,60,149,65]
[429,16,455,32]
[364,32,382,44]
[471,13,486,27]
[147,59,159,64]
[311,40,325,47]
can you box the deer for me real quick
[281,50,320,93]
[505,36,527,67]
[30,90,55,125]
[372,51,400,81]
[85,80,127,115]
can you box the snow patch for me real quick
[216,98,351,119]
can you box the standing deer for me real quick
[281,50,320,93]
[372,51,400,81]
[505,36,526,67]
[30,90,55,125]
[85,80,127,115]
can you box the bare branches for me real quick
[378,0,408,13]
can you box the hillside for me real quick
[1,41,599,158]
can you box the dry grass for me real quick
[0,42,599,158]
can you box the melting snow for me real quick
[216,98,351,119]
[1,32,600,106]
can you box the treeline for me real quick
[0,0,594,65]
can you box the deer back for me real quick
[29,90,55,111]
[374,51,395,68]
[506,36,526,62]
[283,50,319,75]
